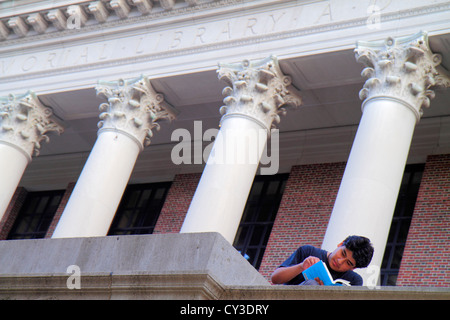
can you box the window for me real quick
[108,182,171,235]
[7,190,64,240]
[380,164,424,286]
[233,174,288,270]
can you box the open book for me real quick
[302,260,351,286]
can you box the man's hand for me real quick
[301,256,320,270]
[314,277,324,285]
[302,257,324,285]
[271,256,322,285]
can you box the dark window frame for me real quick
[233,174,288,270]
[108,182,171,236]
[7,189,65,240]
[380,164,425,286]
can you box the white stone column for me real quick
[52,76,176,238]
[0,92,63,220]
[180,56,301,244]
[321,31,447,284]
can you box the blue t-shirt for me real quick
[279,245,363,286]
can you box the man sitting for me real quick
[271,235,374,286]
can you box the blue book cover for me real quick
[302,260,350,286]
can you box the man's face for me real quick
[328,244,356,273]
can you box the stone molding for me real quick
[0,233,269,291]
[0,273,225,300]
[217,55,302,133]
[95,75,177,150]
[355,31,449,121]
[1,273,449,300]
[2,1,450,96]
[0,91,64,160]
[0,0,222,41]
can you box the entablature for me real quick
[1,0,449,96]
[0,0,224,41]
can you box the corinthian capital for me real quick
[95,75,178,149]
[355,31,448,120]
[217,55,302,132]
[0,91,64,159]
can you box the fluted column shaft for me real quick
[52,76,176,238]
[321,31,447,284]
[180,56,301,244]
[0,92,63,220]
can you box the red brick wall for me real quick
[0,187,28,240]
[258,163,345,282]
[45,183,76,238]
[396,154,450,287]
[153,173,201,234]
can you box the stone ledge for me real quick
[1,273,448,300]
[221,285,450,300]
[0,232,269,299]
[0,232,269,287]
[0,272,225,300]
[0,233,448,300]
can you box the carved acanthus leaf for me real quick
[95,75,177,148]
[355,31,447,120]
[217,55,302,131]
[0,91,64,158]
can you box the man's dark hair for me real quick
[343,235,374,268]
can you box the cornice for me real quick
[0,0,243,42]
[1,0,450,96]
[4,0,447,47]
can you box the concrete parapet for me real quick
[0,232,268,299]
[0,232,448,300]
